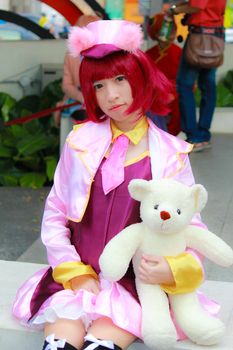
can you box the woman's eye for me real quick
[154,204,159,210]
[177,209,181,215]
[93,83,103,90]
[116,75,126,82]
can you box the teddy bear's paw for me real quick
[143,332,176,350]
[188,318,225,346]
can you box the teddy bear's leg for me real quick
[136,281,177,350]
[169,292,225,346]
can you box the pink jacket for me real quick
[41,118,205,268]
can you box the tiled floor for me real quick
[0,133,233,281]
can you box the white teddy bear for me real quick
[99,179,233,350]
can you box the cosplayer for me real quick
[12,20,219,350]
[146,12,182,136]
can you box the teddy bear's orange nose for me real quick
[160,211,171,220]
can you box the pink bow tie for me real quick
[101,134,129,195]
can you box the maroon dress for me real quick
[29,155,152,319]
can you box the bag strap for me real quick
[189,25,225,38]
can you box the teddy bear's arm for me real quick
[99,223,143,281]
[184,225,233,267]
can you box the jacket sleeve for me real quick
[41,140,97,288]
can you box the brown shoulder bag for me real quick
[185,28,225,69]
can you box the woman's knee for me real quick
[87,317,137,350]
[44,318,86,349]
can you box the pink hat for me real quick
[68,20,143,59]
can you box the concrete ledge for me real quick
[1,260,233,350]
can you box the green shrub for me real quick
[195,69,233,107]
[0,79,63,188]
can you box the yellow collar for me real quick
[111,117,148,145]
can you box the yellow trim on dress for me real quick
[66,123,86,152]
[53,261,98,289]
[160,252,204,295]
[66,174,95,223]
[78,151,93,175]
[73,124,84,132]
[124,151,150,167]
[166,144,193,179]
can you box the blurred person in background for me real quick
[170,0,227,152]
[146,12,182,136]
[54,14,101,152]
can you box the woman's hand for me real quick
[70,274,100,294]
[138,254,175,285]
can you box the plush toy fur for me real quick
[99,179,233,350]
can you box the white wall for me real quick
[1,39,66,80]
[0,39,66,99]
[0,0,10,10]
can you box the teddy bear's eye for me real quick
[177,209,181,215]
[154,204,159,210]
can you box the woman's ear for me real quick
[128,179,151,201]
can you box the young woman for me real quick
[12,20,219,350]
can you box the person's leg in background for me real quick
[176,47,200,143]
[197,67,217,145]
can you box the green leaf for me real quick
[0,160,23,185]
[19,172,47,189]
[45,155,57,181]
[10,124,30,140]
[0,158,14,172]
[0,93,16,122]
[0,143,14,158]
[40,78,63,110]
[13,154,41,171]
[9,95,40,120]
[16,133,52,156]
[221,70,233,94]
[216,83,233,107]
[24,119,44,134]
[0,174,18,186]
[194,88,201,107]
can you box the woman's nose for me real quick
[106,84,119,101]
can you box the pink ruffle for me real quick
[13,269,220,341]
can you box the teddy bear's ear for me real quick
[128,179,151,201]
[190,184,208,213]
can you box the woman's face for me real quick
[93,75,135,123]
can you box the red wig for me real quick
[79,49,173,122]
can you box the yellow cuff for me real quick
[52,261,98,289]
[161,253,204,295]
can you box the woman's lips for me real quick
[109,104,125,111]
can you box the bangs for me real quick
[81,51,137,84]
